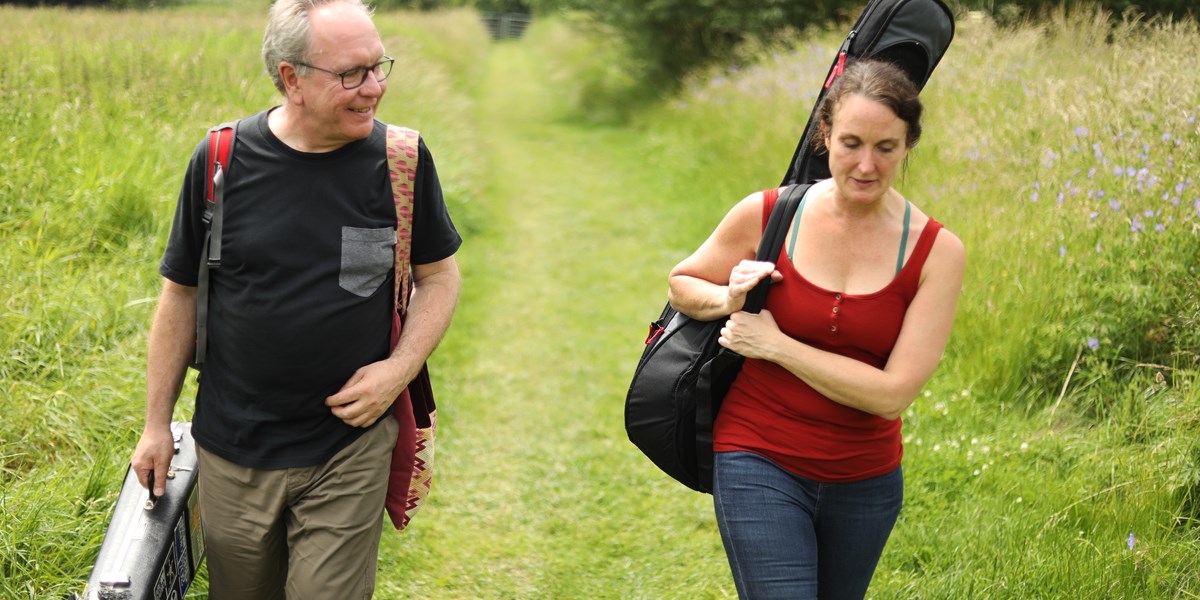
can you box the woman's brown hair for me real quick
[813,59,923,153]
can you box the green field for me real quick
[2,3,1199,598]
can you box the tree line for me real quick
[6,0,1194,94]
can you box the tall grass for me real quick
[920,10,1200,404]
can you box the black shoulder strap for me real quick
[742,183,810,314]
[194,121,238,369]
[705,182,809,404]
[693,183,809,492]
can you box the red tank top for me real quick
[713,187,944,482]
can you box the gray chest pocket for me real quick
[340,226,395,297]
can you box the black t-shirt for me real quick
[160,109,461,469]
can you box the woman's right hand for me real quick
[668,191,773,321]
[725,260,782,313]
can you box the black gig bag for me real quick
[781,0,955,186]
[625,184,808,493]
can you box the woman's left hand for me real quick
[719,309,782,360]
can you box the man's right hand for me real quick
[136,280,198,498]
[131,425,174,497]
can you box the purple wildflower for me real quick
[1155,223,1166,232]
[1075,126,1090,136]
[1131,215,1145,232]
[1127,532,1136,551]
[1060,246,1067,257]
[1090,211,1100,220]
[1088,337,1101,351]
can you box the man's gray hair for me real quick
[262,0,375,94]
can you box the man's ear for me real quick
[279,62,303,104]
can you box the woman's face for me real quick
[824,94,910,205]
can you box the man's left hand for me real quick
[326,360,411,427]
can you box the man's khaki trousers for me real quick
[196,416,398,600]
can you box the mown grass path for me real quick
[376,40,734,598]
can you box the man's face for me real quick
[289,3,387,151]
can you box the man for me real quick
[130,0,461,596]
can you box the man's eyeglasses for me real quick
[293,57,394,90]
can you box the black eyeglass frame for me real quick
[292,56,395,89]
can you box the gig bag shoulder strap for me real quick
[692,183,810,491]
[745,183,810,312]
[697,182,808,397]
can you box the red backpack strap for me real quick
[203,124,236,267]
[205,128,235,205]
[194,122,237,369]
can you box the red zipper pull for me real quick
[824,31,855,89]
[824,51,847,89]
[645,323,665,345]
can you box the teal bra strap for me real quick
[787,194,910,272]
[896,200,911,276]
[787,190,809,259]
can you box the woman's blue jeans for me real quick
[713,451,903,600]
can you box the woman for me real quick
[667,59,965,599]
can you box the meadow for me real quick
[1,1,1199,598]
